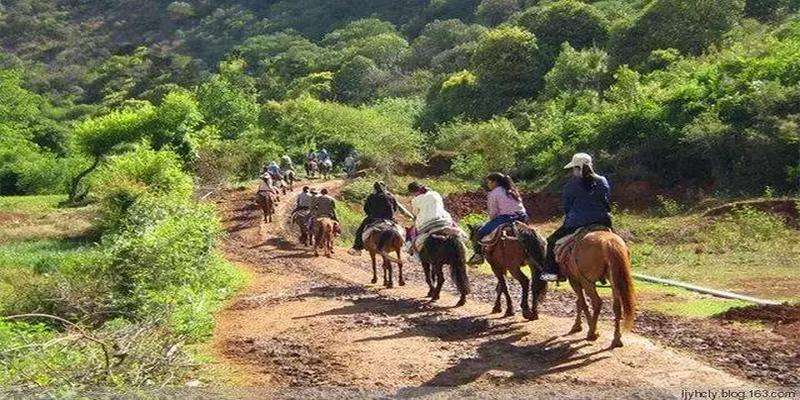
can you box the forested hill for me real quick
[2,0,800,198]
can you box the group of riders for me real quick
[271,151,612,283]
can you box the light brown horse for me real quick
[470,223,546,320]
[363,226,405,288]
[312,217,337,257]
[536,230,635,348]
[255,192,275,223]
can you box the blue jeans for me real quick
[477,212,528,239]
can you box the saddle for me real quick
[479,221,530,249]
[554,225,613,269]
[362,219,405,243]
[410,223,466,254]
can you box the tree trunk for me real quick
[68,156,101,202]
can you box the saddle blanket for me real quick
[362,220,405,243]
[554,225,613,267]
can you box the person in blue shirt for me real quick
[317,149,331,163]
[540,153,612,282]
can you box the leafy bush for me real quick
[436,117,522,178]
[91,149,193,230]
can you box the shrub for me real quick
[697,207,788,253]
[436,117,522,178]
[91,149,193,230]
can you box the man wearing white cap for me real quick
[540,153,613,282]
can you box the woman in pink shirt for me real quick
[468,173,528,265]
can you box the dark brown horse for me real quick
[417,233,470,307]
[283,170,297,191]
[255,192,275,223]
[291,209,312,246]
[470,223,547,320]
[312,217,337,257]
[305,160,318,179]
[533,230,635,348]
[363,225,405,288]
[319,160,333,180]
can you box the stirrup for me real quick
[540,273,564,282]
[467,253,485,266]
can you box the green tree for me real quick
[196,72,259,139]
[516,0,609,54]
[69,103,156,201]
[610,0,745,66]
[409,19,486,70]
[471,26,544,113]
[544,43,609,97]
[476,0,521,26]
[333,55,381,104]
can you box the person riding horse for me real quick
[344,154,357,177]
[468,173,528,265]
[309,188,339,231]
[540,153,613,282]
[292,186,313,214]
[280,154,294,171]
[349,182,413,256]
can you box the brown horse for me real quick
[470,223,547,320]
[319,160,333,180]
[255,192,275,223]
[417,233,471,307]
[312,217,337,257]
[305,160,318,179]
[534,230,635,348]
[283,170,297,191]
[363,225,405,288]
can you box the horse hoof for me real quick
[455,299,466,307]
[522,310,535,321]
[431,295,440,301]
[491,307,502,314]
[586,333,599,342]
[568,326,582,335]
[399,280,405,286]
[610,340,623,349]
[371,278,378,284]
[503,311,515,318]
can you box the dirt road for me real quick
[211,181,749,398]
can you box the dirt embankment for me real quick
[207,180,771,395]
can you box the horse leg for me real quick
[530,278,546,321]
[491,267,503,314]
[370,251,378,284]
[432,264,445,301]
[611,292,624,348]
[385,258,393,288]
[397,249,405,286]
[569,281,587,334]
[585,284,603,342]
[422,262,434,297]
[509,267,534,320]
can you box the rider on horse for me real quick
[344,153,357,177]
[292,186,313,214]
[310,188,339,225]
[280,154,294,171]
[266,161,282,178]
[349,182,413,256]
[467,173,528,265]
[540,153,613,282]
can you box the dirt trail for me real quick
[211,181,748,397]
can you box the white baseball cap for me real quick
[564,153,593,169]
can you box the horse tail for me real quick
[448,238,471,296]
[518,227,546,272]
[609,239,635,331]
